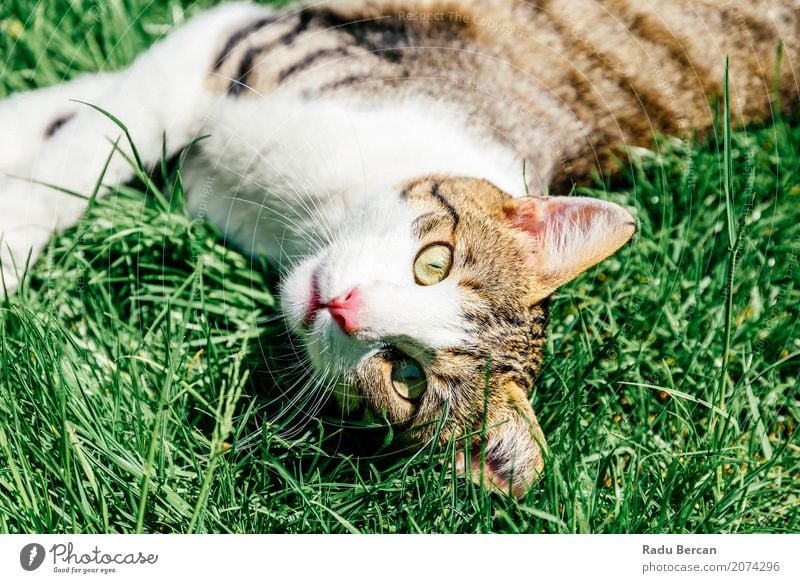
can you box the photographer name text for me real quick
[643,545,717,555]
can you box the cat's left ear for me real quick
[504,195,636,303]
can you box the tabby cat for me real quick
[0,0,797,497]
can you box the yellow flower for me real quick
[1,19,24,39]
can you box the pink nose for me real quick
[324,287,362,335]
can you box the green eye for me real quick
[413,244,453,285]
[391,357,427,400]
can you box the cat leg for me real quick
[0,73,122,176]
[0,2,273,295]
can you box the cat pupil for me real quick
[401,362,421,380]
[390,357,427,401]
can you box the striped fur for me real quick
[206,0,798,190]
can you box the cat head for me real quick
[281,176,635,497]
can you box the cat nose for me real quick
[324,287,362,335]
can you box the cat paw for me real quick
[0,191,55,298]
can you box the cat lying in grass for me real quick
[0,0,796,497]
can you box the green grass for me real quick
[1,0,798,533]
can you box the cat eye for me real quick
[391,357,427,401]
[413,244,453,286]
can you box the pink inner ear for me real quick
[509,195,548,236]
[511,196,601,240]
[505,195,636,300]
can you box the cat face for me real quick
[281,177,635,497]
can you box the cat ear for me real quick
[455,382,547,498]
[504,195,636,302]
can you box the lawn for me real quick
[0,0,797,533]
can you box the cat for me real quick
[0,0,797,498]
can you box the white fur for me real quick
[182,94,524,262]
[281,196,468,380]
[0,2,524,394]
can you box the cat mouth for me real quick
[301,271,364,338]
[302,272,322,327]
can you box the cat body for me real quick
[1,0,797,497]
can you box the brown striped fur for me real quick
[207,0,798,190]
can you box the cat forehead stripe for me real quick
[429,183,459,228]
[401,181,460,233]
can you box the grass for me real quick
[0,0,798,533]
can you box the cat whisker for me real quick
[276,363,336,440]
[202,126,339,251]
[232,144,343,246]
